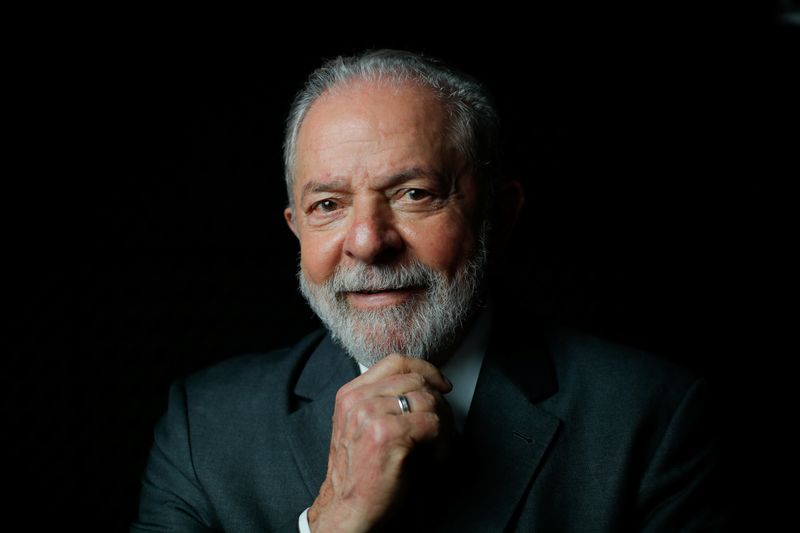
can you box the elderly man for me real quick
[132,50,727,532]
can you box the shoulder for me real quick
[139,329,330,530]
[546,326,699,391]
[538,326,707,426]
[153,329,328,472]
[177,329,326,414]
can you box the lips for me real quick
[355,288,400,294]
[352,286,424,294]
[342,285,426,309]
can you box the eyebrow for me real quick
[300,178,349,205]
[300,167,443,205]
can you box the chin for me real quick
[338,320,430,367]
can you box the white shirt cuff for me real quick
[298,506,311,533]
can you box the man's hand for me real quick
[307,353,455,533]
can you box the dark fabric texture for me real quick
[131,307,730,532]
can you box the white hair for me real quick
[297,218,491,367]
[282,49,501,208]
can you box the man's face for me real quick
[284,80,488,366]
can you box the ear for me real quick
[284,206,300,240]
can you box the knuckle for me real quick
[421,410,440,427]
[420,390,437,409]
[354,402,376,427]
[335,386,349,403]
[425,412,441,435]
[385,353,405,369]
[406,372,426,389]
[345,402,371,436]
[367,418,394,446]
[337,390,359,413]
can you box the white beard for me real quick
[298,220,490,368]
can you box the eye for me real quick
[403,188,431,201]
[311,199,340,213]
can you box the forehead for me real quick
[294,80,452,185]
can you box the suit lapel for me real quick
[285,333,359,499]
[439,310,561,532]
[282,305,562,530]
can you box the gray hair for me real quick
[282,49,502,208]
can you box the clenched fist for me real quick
[307,353,456,532]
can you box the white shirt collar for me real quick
[358,301,492,433]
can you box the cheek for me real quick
[402,217,475,275]
[300,231,345,284]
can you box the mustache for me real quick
[319,261,438,294]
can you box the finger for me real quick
[336,372,441,425]
[389,389,439,415]
[350,353,452,393]
[333,364,448,436]
[369,372,442,399]
[360,411,443,453]
[342,388,441,439]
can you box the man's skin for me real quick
[310,354,454,531]
[282,79,523,531]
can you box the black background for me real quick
[7,4,797,531]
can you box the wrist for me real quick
[308,499,370,533]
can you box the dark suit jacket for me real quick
[132,310,729,532]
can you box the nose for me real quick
[343,199,403,264]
